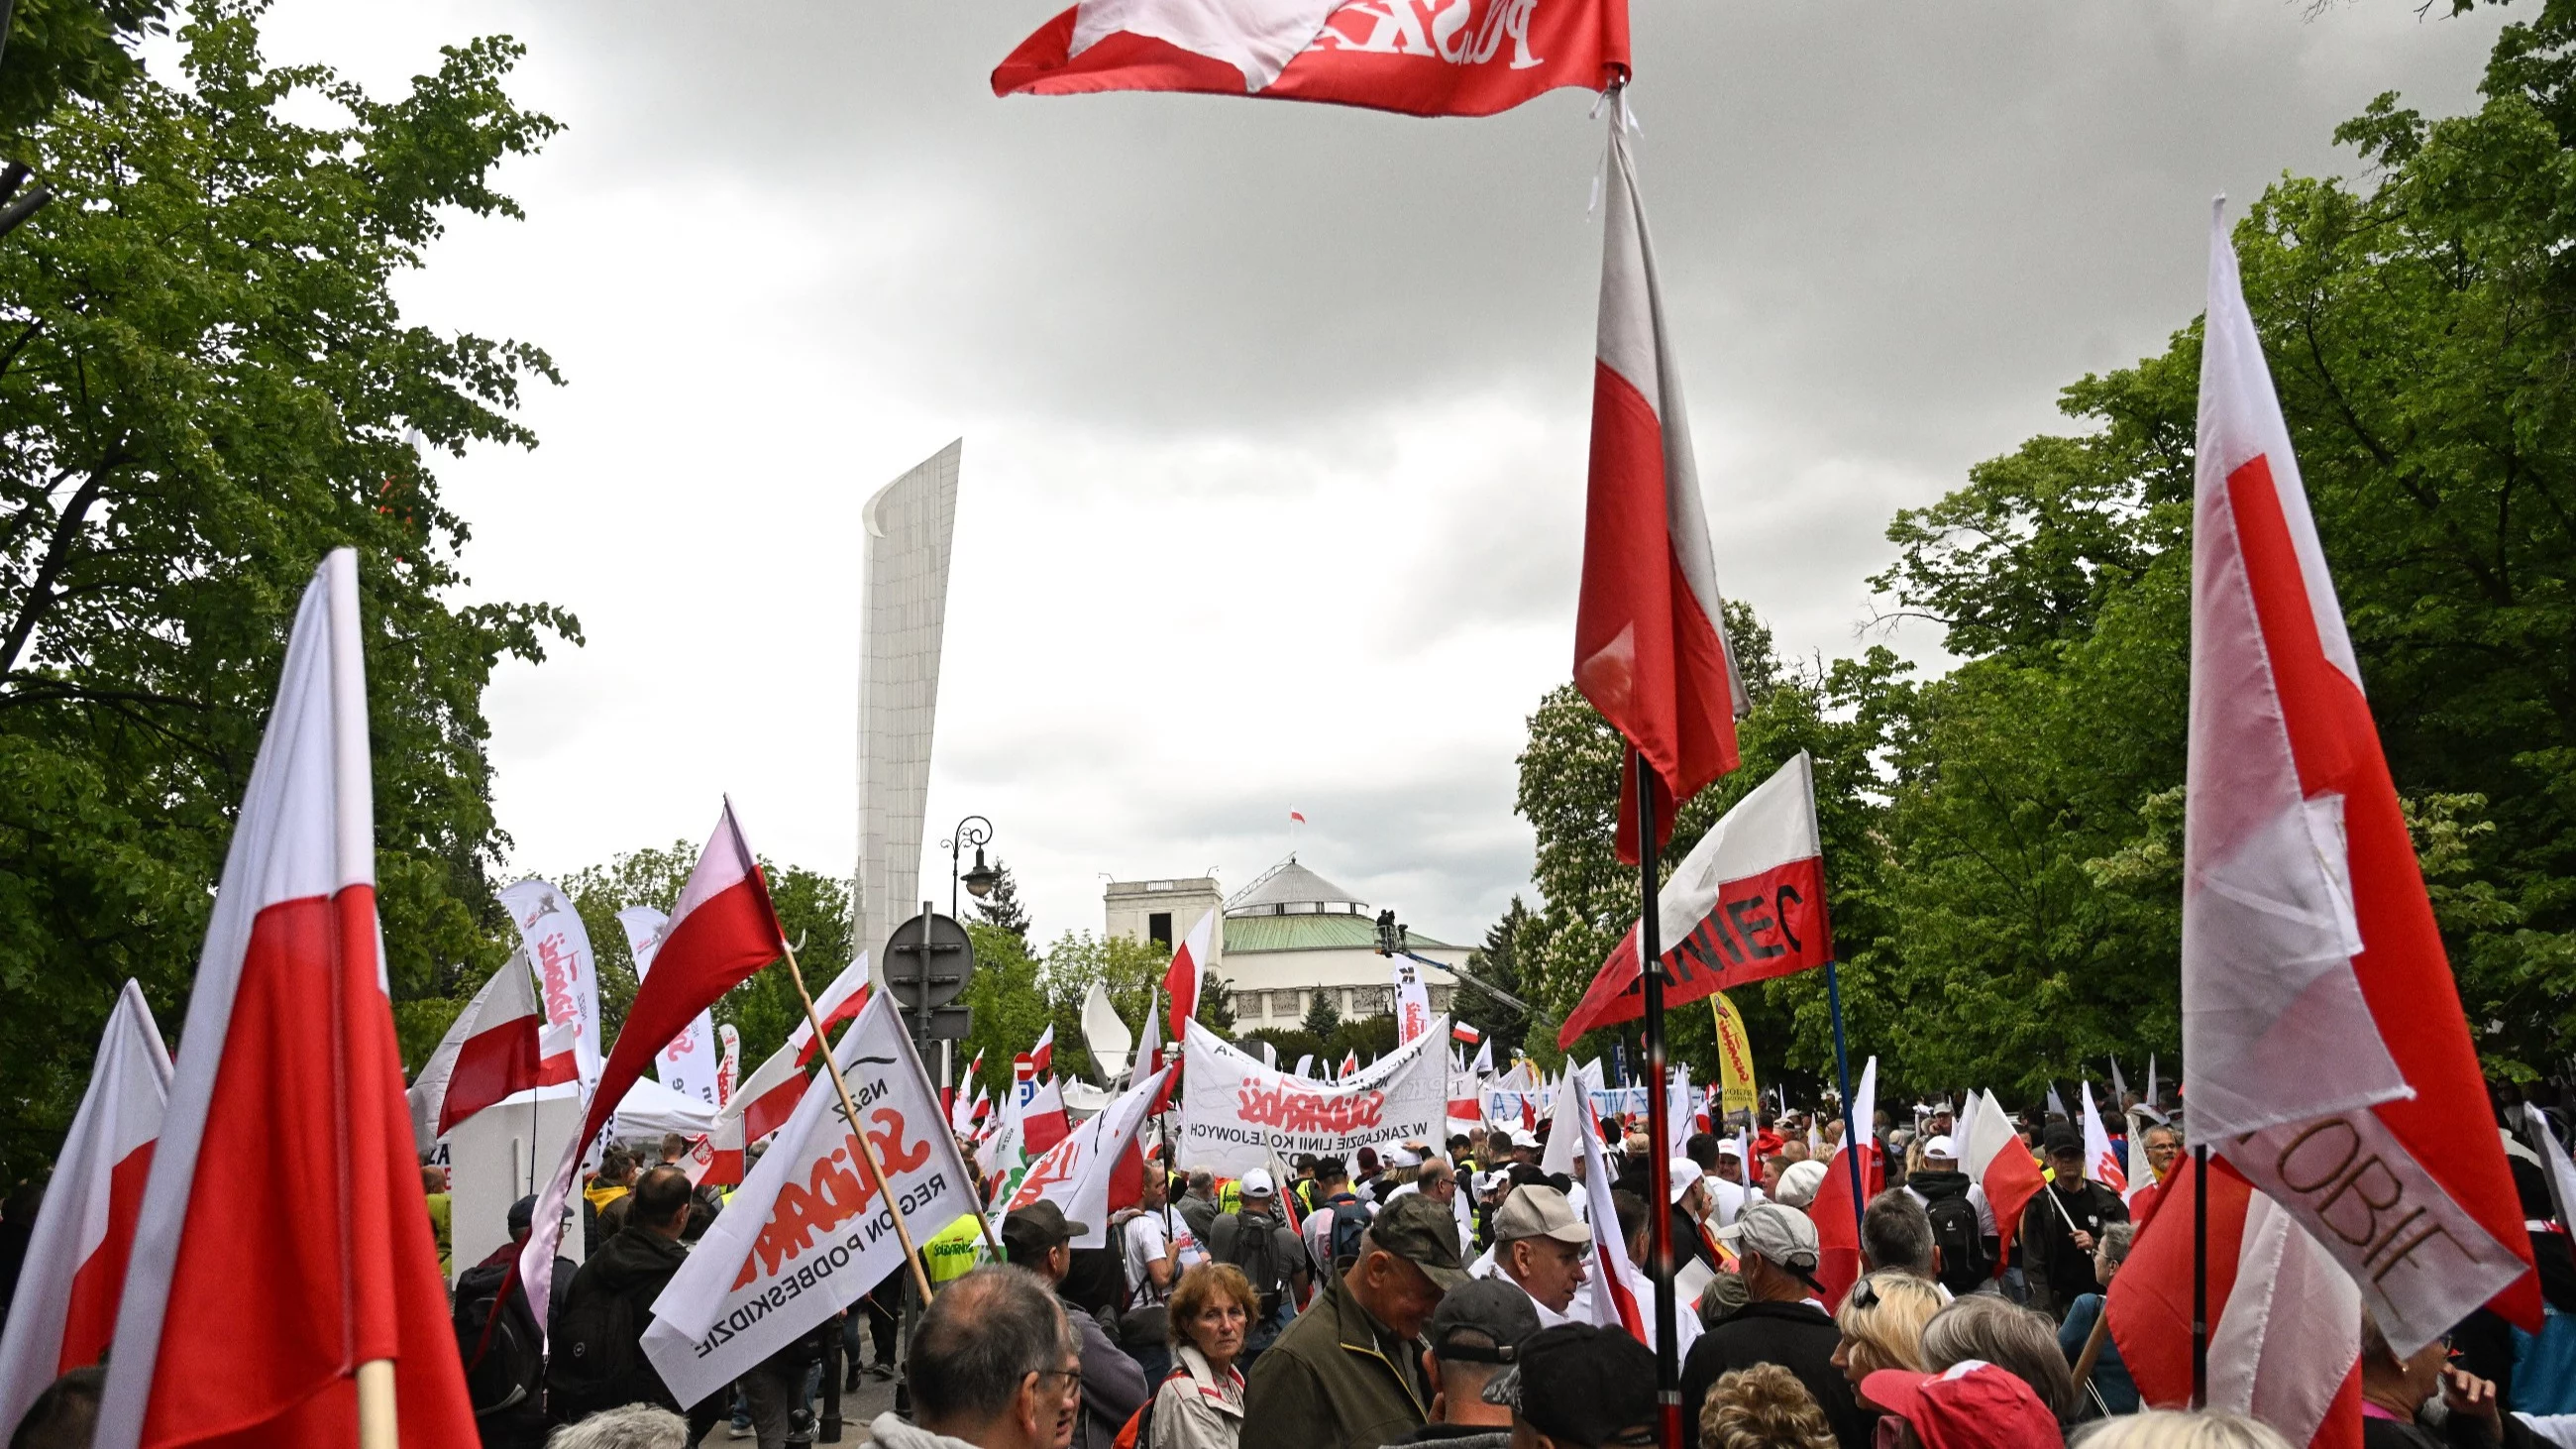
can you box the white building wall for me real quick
[1104,878,1226,966]
[854,440,961,976]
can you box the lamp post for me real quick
[942,815,999,922]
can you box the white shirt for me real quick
[1126,1212,1202,1306]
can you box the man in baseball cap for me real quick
[1682,1204,1872,1449]
[1859,1362,2059,1449]
[1479,1323,1658,1449]
[1003,1200,1147,1449]
[1378,1279,1541,1449]
[1212,1166,1310,1366]
[1244,1193,1466,1449]
[1488,1184,1590,1326]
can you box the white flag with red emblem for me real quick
[0,980,170,1435]
[1161,910,1214,1042]
[2186,201,2532,1350]
[993,0,1628,118]
[1006,1065,1172,1249]
[2081,1081,2126,1194]
[96,550,476,1449]
[500,878,601,1087]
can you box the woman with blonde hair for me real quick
[1700,1363,1838,1449]
[1151,1262,1259,1449]
[2072,1409,2294,1449]
[1826,1272,1944,1404]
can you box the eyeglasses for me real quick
[1032,1368,1081,1400]
[1848,1279,1881,1311]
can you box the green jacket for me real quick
[1240,1276,1429,1449]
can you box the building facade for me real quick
[1103,857,1472,1031]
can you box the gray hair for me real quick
[1188,1170,1214,1192]
[2073,1411,2296,1449]
[910,1266,1076,1425]
[1920,1294,2077,1422]
[1860,1190,1935,1279]
[547,1405,690,1449]
[2097,1221,2136,1274]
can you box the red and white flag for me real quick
[993,0,1627,119]
[520,801,789,1337]
[1576,109,1747,866]
[432,957,578,1139]
[1806,1057,1880,1310]
[1162,910,1215,1042]
[97,550,475,1449]
[1023,1077,1072,1156]
[2080,1081,2126,1195]
[716,1023,740,1107]
[1339,1050,1360,1080]
[0,980,170,1435]
[1451,1021,1482,1046]
[619,906,723,1109]
[1289,810,1307,824]
[1008,1065,1172,1247]
[1559,753,1826,1048]
[2186,202,2532,1350]
[705,1030,812,1185]
[785,951,872,1068]
[2109,1154,2362,1449]
[1958,1090,2043,1273]
[1030,1024,1057,1079]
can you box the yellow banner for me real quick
[1713,990,1759,1116]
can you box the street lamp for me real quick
[942,815,997,920]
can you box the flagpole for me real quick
[781,941,941,1301]
[356,1357,395,1448]
[1634,747,1681,1449]
[2192,1142,2208,1407]
[1823,961,1865,1253]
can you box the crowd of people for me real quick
[9,1091,2575,1449]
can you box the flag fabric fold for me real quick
[1958,1091,2043,1274]
[1162,911,1215,1042]
[2187,200,2533,1350]
[0,980,172,1436]
[97,550,476,1449]
[436,955,578,1137]
[786,952,872,1068]
[1807,1057,1880,1310]
[2080,1082,2127,1194]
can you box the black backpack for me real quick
[1924,1192,1993,1293]
[546,1271,650,1420]
[1211,1211,1287,1317]
[453,1261,542,1418]
[1322,1193,1370,1277]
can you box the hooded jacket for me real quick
[547,1224,692,1421]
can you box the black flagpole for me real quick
[1636,748,1681,1449]
[2192,1142,2209,1406]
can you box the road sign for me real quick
[885,907,976,1058]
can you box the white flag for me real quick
[501,878,603,1085]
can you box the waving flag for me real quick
[434,955,577,1136]
[708,1031,815,1184]
[618,906,723,1108]
[1959,1091,2044,1272]
[2080,1082,2127,1194]
[1023,1078,1072,1156]
[786,952,873,1068]
[1082,980,1133,1083]
[1340,1050,1360,1080]
[96,551,475,1449]
[1575,108,1748,866]
[500,879,602,1086]
[994,0,1627,118]
[2187,201,2532,1351]
[1806,1057,1880,1310]
[0,981,171,1435]
[1009,1065,1171,1247]
[1030,1025,1057,1079]
[1560,753,1826,1048]
[520,802,789,1339]
[1162,910,1215,1041]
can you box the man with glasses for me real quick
[1005,1201,1149,1449]
[1482,1185,1589,1328]
[1243,1194,1468,1449]
[873,1266,1083,1449]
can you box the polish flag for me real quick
[1452,1021,1483,1046]
[520,802,789,1337]
[1023,1078,1072,1156]
[1560,753,1826,1048]
[2080,1081,2126,1194]
[704,1032,811,1185]
[1289,810,1306,824]
[1030,1025,1057,1079]
[1340,1050,1360,1080]
[1805,1058,1881,1310]
[1575,107,1748,866]
[1162,910,1215,1042]
[994,0,1627,119]
[2186,202,2532,1350]
[785,952,872,1067]
[0,980,171,1435]
[1958,1090,2044,1274]
[2108,1153,2362,1449]
[96,551,476,1449]
[436,957,578,1137]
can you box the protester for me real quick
[1123,1173,1186,1382]
[1902,1138,1997,1297]
[1830,1271,1942,1403]
[549,1167,718,1436]
[2020,1128,2125,1319]
[1696,1267,1752,1331]
[1775,1161,1827,1211]
[1669,1161,1722,1274]
[1685,1204,1872,1449]
[1860,1191,1937,1286]
[1006,1201,1150,1449]
[1241,1194,1467,1449]
[874,1267,1082,1449]
[1386,1279,1539,1449]
[1919,1294,2077,1424]
[1303,1159,1366,1281]
[1208,1168,1308,1364]
[2358,1308,2528,1449]
[426,1163,455,1276]
[1857,1361,2063,1449]
[1481,1322,1659,1449]
[2050,1223,2134,1416]
[1151,1263,1261,1449]
[737,1322,833,1449]
[1485,1185,1590,1327]
[2124,1127,2182,1226]
[1180,1171,1223,1242]
[2071,1410,2295,1449]
[544,1403,692,1449]
[1700,1364,1839,1449]
[7,1366,100,1449]
[455,1193,573,1449]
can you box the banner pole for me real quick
[1824,961,1865,1251]
[355,1357,395,1449]
[782,942,941,1301]
[1634,747,1681,1449]
[2192,1142,2209,1407]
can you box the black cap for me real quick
[1427,1279,1542,1363]
[1002,1200,1088,1259]
[507,1194,538,1239]
[2042,1124,2083,1158]
[1481,1323,1659,1448]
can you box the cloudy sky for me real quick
[257,0,2505,952]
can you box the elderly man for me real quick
[1684,1204,1871,1449]
[1243,1194,1468,1449]
[873,1267,1083,1449]
[1480,1185,1589,1327]
[1381,1280,1540,1449]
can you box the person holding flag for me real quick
[2020,1124,2125,1320]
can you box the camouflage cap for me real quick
[1369,1191,1470,1288]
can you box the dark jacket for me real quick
[1241,1276,1430,1449]
[2362,1402,2541,1449]
[2021,1178,2126,1317]
[1390,1429,1511,1449]
[547,1224,694,1422]
[1069,1295,1149,1449]
[1679,1299,1873,1449]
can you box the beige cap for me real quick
[1493,1184,1590,1246]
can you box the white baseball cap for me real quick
[1922,1136,1959,1162]
[1665,1159,1704,1206]
[1511,1129,1540,1150]
[1240,1168,1276,1196]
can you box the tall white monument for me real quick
[854,440,962,1044]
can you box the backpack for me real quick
[1924,1192,1994,1293]
[452,1261,541,1418]
[1113,1365,1192,1449]
[546,1271,648,1419]
[1211,1211,1286,1318]
[1322,1192,1369,1277]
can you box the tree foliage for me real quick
[0,2,569,1174]
[972,856,1033,938]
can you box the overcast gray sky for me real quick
[258,0,2507,952]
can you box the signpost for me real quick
[885,902,975,1087]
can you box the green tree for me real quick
[1301,989,1342,1043]
[0,2,570,1170]
[1457,896,1532,1056]
[972,856,1032,938]
[1,0,168,137]
[1198,970,1238,1035]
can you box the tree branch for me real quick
[0,455,120,681]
